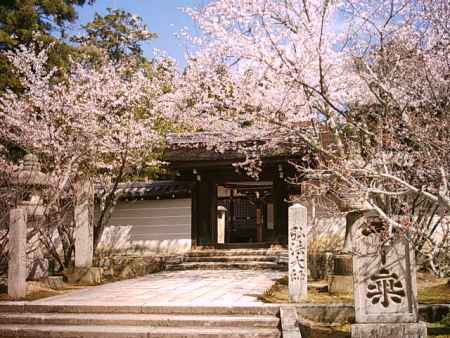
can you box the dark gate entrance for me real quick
[219,197,258,243]
[217,182,272,244]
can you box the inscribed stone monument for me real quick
[351,212,427,337]
[288,203,307,302]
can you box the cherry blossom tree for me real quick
[172,0,449,275]
[0,40,175,270]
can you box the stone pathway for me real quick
[32,270,284,306]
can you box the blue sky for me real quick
[74,0,207,68]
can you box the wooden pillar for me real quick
[194,174,218,245]
[226,193,234,243]
[273,176,288,244]
[191,183,199,247]
[256,202,263,242]
[196,178,210,245]
[209,182,218,244]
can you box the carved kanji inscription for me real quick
[352,213,419,323]
[289,225,306,281]
[367,267,406,307]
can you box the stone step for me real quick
[0,312,279,328]
[0,303,280,316]
[167,261,285,271]
[183,255,278,263]
[0,324,282,338]
[213,243,281,250]
[186,249,286,258]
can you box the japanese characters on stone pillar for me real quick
[74,180,94,268]
[351,212,427,338]
[288,203,307,302]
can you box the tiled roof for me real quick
[97,181,193,200]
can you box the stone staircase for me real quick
[167,248,288,271]
[0,304,282,338]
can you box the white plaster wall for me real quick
[97,198,192,254]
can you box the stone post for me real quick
[288,203,308,302]
[217,206,227,244]
[351,212,427,338]
[74,181,94,268]
[8,154,50,299]
[8,208,27,299]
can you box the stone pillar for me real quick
[8,208,27,299]
[288,203,307,302]
[351,212,427,338]
[217,206,227,244]
[74,181,93,268]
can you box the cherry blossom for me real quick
[172,0,449,275]
[0,40,176,264]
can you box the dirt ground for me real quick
[0,280,91,301]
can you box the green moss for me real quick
[428,321,450,337]
[418,284,450,304]
[441,313,450,327]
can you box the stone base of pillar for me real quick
[45,276,65,290]
[352,322,427,338]
[328,274,353,294]
[65,267,103,285]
